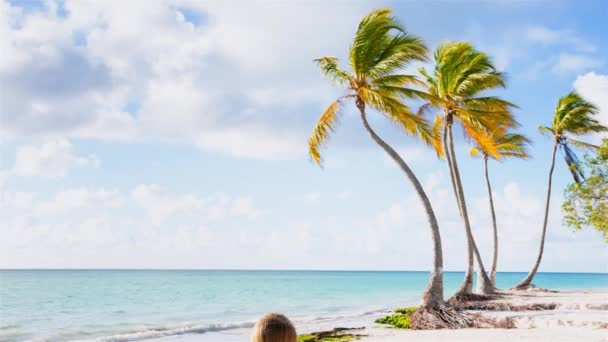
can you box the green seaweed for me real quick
[298,334,357,342]
[297,327,364,341]
[374,307,418,329]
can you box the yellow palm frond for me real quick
[308,100,342,166]
[314,56,352,86]
[358,87,435,146]
[462,123,500,159]
[432,115,445,158]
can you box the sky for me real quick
[0,0,607,272]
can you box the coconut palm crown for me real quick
[308,9,439,165]
[539,92,607,183]
[419,41,518,157]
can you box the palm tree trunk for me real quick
[447,121,494,295]
[357,100,444,308]
[484,155,499,286]
[514,141,558,289]
[442,122,474,296]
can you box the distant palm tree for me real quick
[470,132,531,286]
[419,41,516,295]
[308,8,445,308]
[514,92,607,289]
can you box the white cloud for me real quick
[1,173,606,271]
[365,178,608,273]
[526,26,596,52]
[0,191,35,211]
[552,53,602,74]
[573,72,608,143]
[131,184,203,222]
[0,0,374,160]
[131,184,261,223]
[196,125,304,160]
[303,192,321,202]
[13,138,99,178]
[337,191,352,200]
[36,188,123,216]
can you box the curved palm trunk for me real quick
[357,101,444,308]
[446,121,494,295]
[484,156,499,286]
[442,123,474,295]
[514,142,558,289]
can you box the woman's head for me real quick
[252,313,297,342]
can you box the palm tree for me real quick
[470,132,531,286]
[308,8,445,308]
[419,41,517,295]
[514,92,607,289]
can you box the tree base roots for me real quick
[452,301,557,311]
[450,292,496,303]
[410,306,515,329]
[511,284,559,293]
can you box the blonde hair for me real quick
[252,313,297,342]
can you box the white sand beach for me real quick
[182,289,608,342]
[360,290,608,342]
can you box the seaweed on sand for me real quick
[298,327,365,342]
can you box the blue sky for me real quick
[0,0,606,272]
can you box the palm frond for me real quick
[417,102,434,117]
[432,115,445,158]
[308,99,343,166]
[375,85,434,101]
[314,57,352,86]
[461,123,500,159]
[366,33,428,78]
[431,41,507,98]
[349,8,426,78]
[538,125,555,136]
[561,143,585,184]
[358,87,435,147]
[494,133,532,160]
[372,74,425,87]
[463,96,519,111]
[453,107,512,139]
[566,138,600,151]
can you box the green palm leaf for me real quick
[309,8,440,165]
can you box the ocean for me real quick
[1,270,606,341]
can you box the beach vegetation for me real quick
[375,307,417,329]
[562,138,608,242]
[298,327,364,341]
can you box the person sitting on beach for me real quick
[252,313,297,342]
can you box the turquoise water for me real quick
[1,270,606,341]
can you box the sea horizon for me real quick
[2,268,607,274]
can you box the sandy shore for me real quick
[360,290,608,342]
[164,289,607,341]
